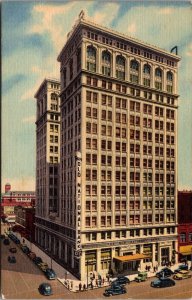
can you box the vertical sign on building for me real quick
[75,151,82,258]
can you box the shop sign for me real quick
[75,152,82,258]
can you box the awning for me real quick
[114,253,150,262]
[179,245,192,256]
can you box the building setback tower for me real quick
[34,79,61,255]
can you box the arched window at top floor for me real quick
[155,68,162,78]
[116,55,125,80]
[167,71,173,81]
[130,60,139,72]
[102,51,111,77]
[102,51,111,64]
[87,46,96,72]
[143,64,151,75]
[87,46,96,60]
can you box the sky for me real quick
[2,0,192,191]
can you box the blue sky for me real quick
[2,1,192,190]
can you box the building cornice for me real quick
[34,78,60,99]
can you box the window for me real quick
[166,71,173,93]
[116,55,125,80]
[180,233,186,243]
[87,46,96,72]
[102,51,111,76]
[143,64,151,87]
[130,60,139,83]
[155,68,162,90]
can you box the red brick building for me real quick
[178,190,192,262]
[1,183,35,222]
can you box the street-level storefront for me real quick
[179,245,192,263]
[113,254,149,275]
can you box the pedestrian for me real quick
[90,281,93,289]
[145,265,147,271]
[153,266,156,273]
[83,284,86,291]
[93,272,95,279]
[79,282,82,291]
[96,279,98,287]
[102,277,105,285]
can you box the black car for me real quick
[45,269,56,280]
[174,265,188,274]
[21,245,30,254]
[104,285,127,296]
[111,276,130,286]
[151,278,175,288]
[8,256,16,263]
[3,238,10,245]
[156,268,174,278]
[9,247,17,253]
[33,256,43,265]
[38,283,53,296]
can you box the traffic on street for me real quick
[1,231,192,299]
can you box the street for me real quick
[1,236,192,299]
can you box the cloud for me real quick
[3,74,25,94]
[91,3,120,26]
[1,177,35,191]
[127,22,137,35]
[186,43,192,56]
[22,115,36,124]
[158,7,174,15]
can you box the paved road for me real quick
[1,235,192,299]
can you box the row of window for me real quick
[85,213,175,227]
[86,46,174,93]
[85,185,175,196]
[86,31,176,67]
[180,232,192,243]
[85,200,175,211]
[86,153,175,169]
[86,76,176,105]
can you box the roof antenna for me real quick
[170,46,178,55]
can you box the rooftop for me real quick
[58,10,181,62]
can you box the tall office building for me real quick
[35,12,180,281]
[35,79,61,256]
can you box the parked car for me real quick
[135,272,148,282]
[21,245,30,254]
[8,256,16,263]
[9,247,17,253]
[33,256,43,265]
[3,239,10,245]
[156,268,174,278]
[151,278,175,288]
[174,265,189,274]
[38,283,53,296]
[45,268,56,280]
[0,234,5,239]
[28,252,36,260]
[38,262,49,272]
[173,270,192,280]
[111,275,130,286]
[104,285,127,296]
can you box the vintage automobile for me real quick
[103,285,127,296]
[38,283,53,296]
[173,270,192,280]
[151,278,175,288]
[38,262,49,272]
[135,272,148,282]
[173,265,189,274]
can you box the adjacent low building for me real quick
[1,183,35,223]
[178,190,192,262]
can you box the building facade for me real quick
[178,190,192,262]
[35,12,180,280]
[1,183,35,222]
[34,79,61,256]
